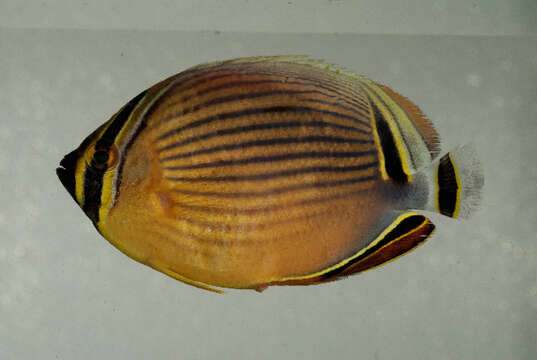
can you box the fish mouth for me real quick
[56,148,80,203]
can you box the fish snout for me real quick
[56,148,79,202]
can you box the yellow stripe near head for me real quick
[96,169,117,229]
[74,124,113,206]
[96,96,150,229]
[96,80,175,231]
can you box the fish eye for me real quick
[94,150,109,164]
[89,144,119,171]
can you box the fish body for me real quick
[57,56,483,292]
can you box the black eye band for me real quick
[82,89,147,223]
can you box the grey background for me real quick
[1,2,536,360]
[1,0,536,36]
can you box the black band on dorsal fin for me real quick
[377,84,440,159]
[437,154,459,217]
[371,103,408,184]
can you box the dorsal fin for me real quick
[186,56,440,170]
[186,55,369,83]
[377,84,440,159]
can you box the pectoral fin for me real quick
[256,212,435,289]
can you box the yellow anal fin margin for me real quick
[334,214,435,278]
[156,265,224,294]
[257,212,435,288]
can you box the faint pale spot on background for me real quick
[0,152,7,172]
[529,285,537,299]
[433,2,445,11]
[389,61,401,75]
[432,336,445,346]
[512,246,524,259]
[446,254,459,266]
[511,95,523,108]
[1,293,13,308]
[14,245,27,259]
[496,300,508,312]
[501,240,513,253]
[0,126,13,140]
[14,183,26,198]
[32,137,48,153]
[98,73,116,93]
[500,59,513,71]
[426,254,441,267]
[466,73,481,88]
[32,99,48,122]
[23,203,41,222]
[492,96,505,108]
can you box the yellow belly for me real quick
[104,173,388,289]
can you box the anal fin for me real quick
[334,212,435,278]
[258,212,435,288]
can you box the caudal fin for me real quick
[419,144,484,218]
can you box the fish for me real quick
[56,56,484,293]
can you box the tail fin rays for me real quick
[417,144,483,219]
[445,144,484,219]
